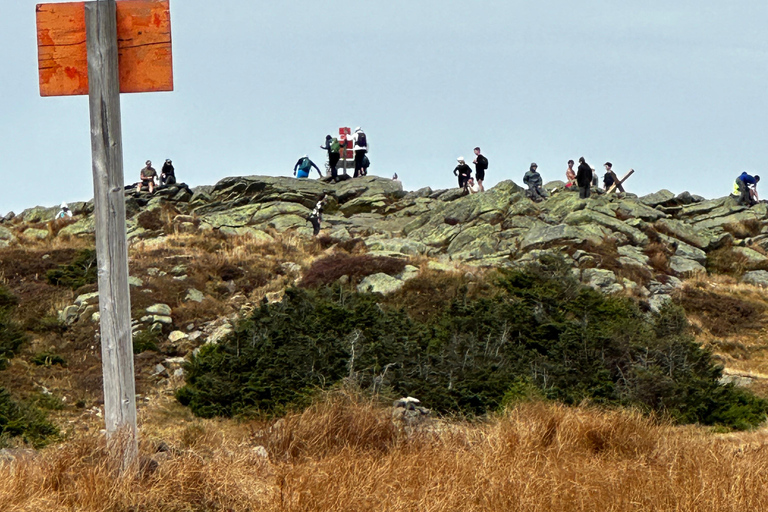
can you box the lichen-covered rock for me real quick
[357,273,405,295]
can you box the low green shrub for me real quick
[31,352,67,367]
[0,387,59,448]
[0,286,26,370]
[46,249,98,290]
[177,257,768,429]
[133,330,160,354]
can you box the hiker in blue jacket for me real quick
[293,155,322,179]
[734,172,760,206]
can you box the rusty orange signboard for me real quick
[37,0,173,97]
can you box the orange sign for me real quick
[37,0,173,97]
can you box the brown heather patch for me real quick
[2,396,768,511]
[300,254,407,288]
[677,285,766,337]
[723,219,763,239]
[644,241,672,273]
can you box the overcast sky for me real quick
[1,0,766,215]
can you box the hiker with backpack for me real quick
[453,157,473,189]
[351,127,368,178]
[321,135,342,182]
[293,155,322,179]
[473,147,488,192]
[307,194,328,236]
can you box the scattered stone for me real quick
[168,331,188,343]
[668,256,706,277]
[743,270,768,288]
[146,304,172,316]
[207,324,233,345]
[185,288,205,303]
[59,305,79,325]
[74,292,99,306]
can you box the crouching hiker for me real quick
[294,155,322,179]
[308,194,328,236]
[734,172,760,206]
[523,163,546,202]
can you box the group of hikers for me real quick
[294,127,370,182]
[136,159,176,194]
[453,148,489,194]
[521,158,627,202]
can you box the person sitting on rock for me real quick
[453,157,472,189]
[294,155,322,179]
[139,160,157,193]
[56,202,73,219]
[734,172,760,206]
[466,177,481,194]
[160,159,176,186]
[523,163,546,202]
[307,194,328,236]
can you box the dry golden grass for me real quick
[2,394,768,512]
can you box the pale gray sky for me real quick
[1,0,766,215]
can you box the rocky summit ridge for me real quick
[4,176,768,308]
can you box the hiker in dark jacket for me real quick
[320,135,342,182]
[294,155,322,179]
[473,147,488,192]
[523,163,546,201]
[454,157,472,189]
[307,194,328,236]
[160,159,176,186]
[576,157,593,199]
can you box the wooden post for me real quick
[607,169,635,194]
[85,0,138,468]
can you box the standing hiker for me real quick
[294,155,322,179]
[602,162,623,193]
[565,160,577,190]
[321,135,342,182]
[523,163,546,202]
[734,172,760,206]
[351,127,368,178]
[454,157,472,189]
[576,157,593,199]
[473,147,488,192]
[307,194,328,236]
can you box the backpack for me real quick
[299,158,311,171]
[356,132,367,148]
[330,138,341,153]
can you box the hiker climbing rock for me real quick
[139,160,157,193]
[473,147,488,192]
[523,163,546,201]
[576,157,593,199]
[453,157,472,189]
[294,155,322,179]
[321,135,342,182]
[565,160,577,190]
[307,194,328,236]
[466,177,481,194]
[56,202,72,219]
[160,159,176,186]
[351,127,368,178]
[734,171,760,206]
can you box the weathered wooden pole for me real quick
[85,0,138,468]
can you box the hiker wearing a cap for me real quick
[473,147,488,192]
[565,160,577,190]
[523,163,546,202]
[734,172,761,206]
[160,159,176,186]
[56,202,73,220]
[294,155,322,179]
[351,127,368,178]
[321,135,342,182]
[307,194,328,236]
[454,157,472,189]
[140,160,157,193]
[576,157,593,199]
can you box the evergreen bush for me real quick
[177,257,768,429]
[46,249,98,290]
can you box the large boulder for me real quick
[519,224,607,252]
[563,209,649,246]
[357,273,405,295]
[640,190,675,207]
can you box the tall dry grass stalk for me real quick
[2,396,768,511]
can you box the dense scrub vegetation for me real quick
[177,258,768,429]
[0,285,58,447]
[46,249,98,290]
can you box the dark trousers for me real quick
[329,152,340,181]
[309,215,321,236]
[579,185,591,199]
[458,175,470,188]
[354,150,367,177]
